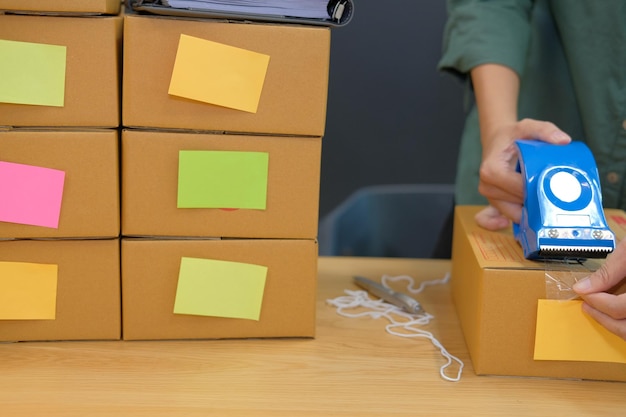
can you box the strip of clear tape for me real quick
[543,258,600,300]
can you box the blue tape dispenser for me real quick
[513,140,615,260]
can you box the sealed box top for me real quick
[454,205,626,270]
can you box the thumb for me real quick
[516,119,571,145]
[574,239,626,294]
[544,129,572,144]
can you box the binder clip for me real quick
[513,140,615,260]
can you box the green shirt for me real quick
[438,0,626,211]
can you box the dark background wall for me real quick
[319,0,467,218]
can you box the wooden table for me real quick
[1,257,624,416]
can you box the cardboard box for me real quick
[0,129,120,239]
[451,205,626,381]
[121,237,317,340]
[0,238,121,341]
[121,129,321,239]
[0,13,122,128]
[0,0,121,15]
[122,14,330,136]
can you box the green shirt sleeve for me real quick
[438,0,535,79]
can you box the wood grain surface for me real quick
[0,257,624,416]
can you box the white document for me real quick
[162,0,332,19]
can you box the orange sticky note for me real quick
[534,299,626,363]
[168,34,270,113]
[0,261,58,320]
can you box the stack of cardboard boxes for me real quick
[0,0,123,341]
[120,13,330,340]
[0,1,330,341]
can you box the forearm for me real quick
[470,63,520,147]
[469,63,571,229]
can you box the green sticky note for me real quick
[174,257,268,320]
[177,150,269,209]
[0,39,67,107]
[0,261,58,320]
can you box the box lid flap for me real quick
[456,206,625,270]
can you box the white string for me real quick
[326,272,464,382]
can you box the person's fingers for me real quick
[478,141,525,202]
[474,205,511,231]
[515,119,572,144]
[582,292,626,319]
[479,120,569,203]
[478,174,525,204]
[574,239,626,294]
[489,199,522,225]
[473,118,572,232]
[581,301,626,341]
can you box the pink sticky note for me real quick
[0,161,65,228]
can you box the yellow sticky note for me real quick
[0,261,58,320]
[168,34,270,113]
[534,299,626,363]
[174,257,268,321]
[0,39,66,107]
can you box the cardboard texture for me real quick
[122,14,330,136]
[0,129,120,239]
[121,238,317,340]
[0,239,121,342]
[451,205,626,382]
[0,0,121,15]
[0,14,122,127]
[121,129,321,239]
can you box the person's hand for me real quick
[474,205,510,230]
[476,118,571,230]
[573,239,626,340]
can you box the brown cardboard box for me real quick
[0,129,120,239]
[0,0,121,15]
[121,129,321,239]
[122,14,330,136]
[451,205,626,381]
[0,239,121,341]
[0,14,122,127]
[121,237,317,340]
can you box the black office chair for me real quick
[318,184,455,258]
